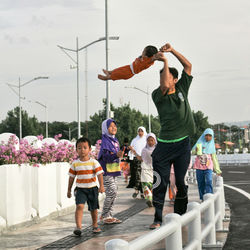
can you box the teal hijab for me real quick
[192,128,216,154]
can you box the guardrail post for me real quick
[105,239,129,250]
[214,177,223,231]
[187,202,202,250]
[216,175,225,219]
[203,193,216,245]
[164,213,182,250]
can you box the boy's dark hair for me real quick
[160,67,179,79]
[76,137,91,148]
[145,45,158,57]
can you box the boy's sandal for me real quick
[92,226,102,234]
[149,223,161,230]
[103,217,122,224]
[112,217,122,224]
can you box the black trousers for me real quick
[152,137,191,223]
[127,158,142,192]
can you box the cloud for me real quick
[3,34,13,43]
[19,36,30,44]
[0,17,12,29]
[29,15,53,28]
[0,0,99,10]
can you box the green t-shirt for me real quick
[152,70,196,140]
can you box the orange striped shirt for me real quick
[68,159,103,188]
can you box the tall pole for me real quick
[147,86,151,133]
[105,0,110,119]
[76,37,81,138]
[19,77,22,139]
[7,77,48,140]
[45,105,48,138]
[58,36,119,124]
[85,48,88,137]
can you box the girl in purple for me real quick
[98,119,124,224]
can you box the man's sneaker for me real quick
[73,228,82,236]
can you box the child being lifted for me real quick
[98,45,159,81]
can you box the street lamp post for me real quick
[6,76,49,139]
[35,101,48,138]
[57,36,119,138]
[105,0,110,119]
[63,127,78,141]
[125,86,151,133]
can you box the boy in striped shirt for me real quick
[67,137,104,236]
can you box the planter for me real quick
[0,164,32,226]
[31,163,59,218]
[56,162,75,208]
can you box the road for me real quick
[221,164,250,249]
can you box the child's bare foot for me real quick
[98,74,109,80]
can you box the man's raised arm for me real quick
[160,43,192,75]
[155,52,171,95]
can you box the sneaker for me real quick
[73,228,82,236]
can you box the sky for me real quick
[1,0,250,125]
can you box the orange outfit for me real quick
[110,56,154,81]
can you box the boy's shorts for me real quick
[75,186,99,211]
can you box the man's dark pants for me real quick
[152,137,191,224]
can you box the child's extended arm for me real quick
[212,153,222,175]
[160,43,192,75]
[97,173,105,193]
[67,176,75,198]
[128,146,142,161]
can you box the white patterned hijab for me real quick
[130,126,147,156]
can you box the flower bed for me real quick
[0,134,78,166]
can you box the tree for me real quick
[0,107,43,137]
[87,101,161,145]
[191,110,211,146]
[0,105,213,148]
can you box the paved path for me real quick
[0,176,228,250]
[221,164,250,250]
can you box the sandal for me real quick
[146,200,153,207]
[112,217,122,224]
[92,226,102,234]
[103,217,122,224]
[149,223,161,230]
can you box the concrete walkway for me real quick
[0,177,228,250]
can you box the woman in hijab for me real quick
[134,133,157,207]
[192,128,222,201]
[127,126,147,198]
[98,119,124,224]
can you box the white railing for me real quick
[217,153,250,166]
[105,174,226,250]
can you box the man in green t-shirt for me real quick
[150,43,196,229]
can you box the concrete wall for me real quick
[0,164,32,226]
[0,162,74,230]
